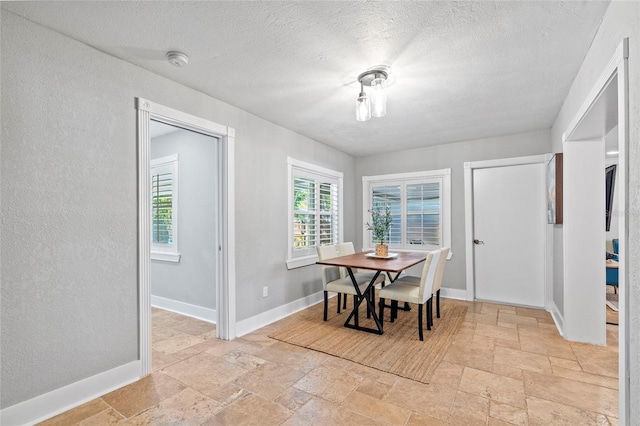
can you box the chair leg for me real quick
[343,293,348,309]
[390,300,398,323]
[430,298,434,328]
[337,293,341,314]
[323,291,328,321]
[436,289,441,318]
[418,303,424,341]
[379,297,385,332]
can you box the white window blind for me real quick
[372,185,401,244]
[287,158,343,269]
[406,181,441,247]
[152,171,173,244]
[364,169,451,252]
[292,173,339,256]
[151,154,180,261]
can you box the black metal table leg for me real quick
[343,268,384,335]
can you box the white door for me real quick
[472,163,546,307]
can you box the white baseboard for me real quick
[548,299,564,337]
[440,287,468,300]
[236,291,324,337]
[0,360,141,426]
[151,295,216,324]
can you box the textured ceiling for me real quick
[2,1,609,157]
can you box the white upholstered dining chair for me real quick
[431,247,450,322]
[394,247,449,328]
[377,249,441,341]
[317,245,371,321]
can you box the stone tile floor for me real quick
[40,298,619,425]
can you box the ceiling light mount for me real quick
[356,66,389,121]
[166,51,189,67]
[357,69,388,87]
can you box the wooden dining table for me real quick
[316,251,427,334]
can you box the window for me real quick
[363,169,451,252]
[287,158,343,269]
[151,154,180,262]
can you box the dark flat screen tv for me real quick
[605,165,616,231]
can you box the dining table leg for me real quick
[342,268,384,335]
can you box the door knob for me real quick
[473,239,484,245]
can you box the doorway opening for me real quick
[561,39,628,422]
[150,121,219,322]
[136,98,236,376]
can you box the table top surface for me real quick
[606,259,619,269]
[316,251,427,273]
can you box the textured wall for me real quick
[1,11,139,408]
[355,129,551,291]
[151,129,218,311]
[549,1,640,421]
[0,11,356,408]
[231,114,359,321]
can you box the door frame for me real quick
[561,38,629,424]
[463,155,551,305]
[136,98,236,376]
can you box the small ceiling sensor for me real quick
[166,51,189,67]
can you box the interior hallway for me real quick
[40,299,619,425]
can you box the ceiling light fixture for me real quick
[166,51,189,67]
[607,150,619,156]
[356,67,388,121]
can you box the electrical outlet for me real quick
[262,286,268,297]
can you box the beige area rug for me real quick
[269,299,467,384]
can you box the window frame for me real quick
[151,153,181,262]
[287,157,343,269]
[362,169,451,254]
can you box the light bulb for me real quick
[356,91,371,121]
[370,76,387,117]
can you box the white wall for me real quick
[562,140,605,344]
[355,130,551,291]
[151,128,218,317]
[550,1,640,421]
[0,11,356,410]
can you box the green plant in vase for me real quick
[366,204,393,257]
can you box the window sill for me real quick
[151,252,181,263]
[286,255,318,270]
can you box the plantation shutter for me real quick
[293,176,316,253]
[371,185,401,245]
[152,171,173,244]
[150,153,178,255]
[369,178,442,250]
[292,170,339,257]
[406,181,441,247]
[319,181,339,246]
